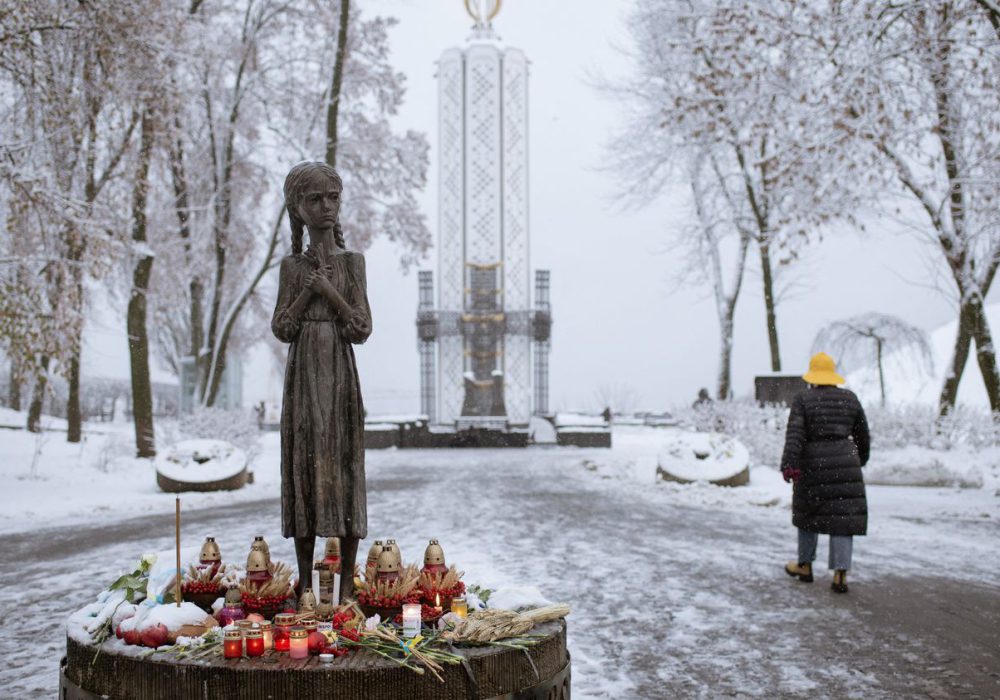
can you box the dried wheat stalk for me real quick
[443,603,570,643]
[359,564,420,600]
[418,565,464,592]
[239,561,295,599]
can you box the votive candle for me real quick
[245,627,265,658]
[259,620,273,650]
[402,603,421,639]
[273,613,295,652]
[450,596,468,619]
[223,628,243,659]
[289,627,309,659]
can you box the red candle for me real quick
[245,628,265,658]
[223,628,243,659]
[273,613,295,653]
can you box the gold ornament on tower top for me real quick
[246,548,272,584]
[464,0,501,25]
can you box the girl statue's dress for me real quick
[270,246,372,539]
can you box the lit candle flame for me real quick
[435,593,441,608]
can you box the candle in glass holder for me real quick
[245,626,265,657]
[237,619,255,634]
[434,593,443,616]
[402,603,421,639]
[259,620,273,650]
[223,627,243,659]
[450,596,468,619]
[273,613,295,652]
[289,627,309,659]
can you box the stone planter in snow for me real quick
[656,430,750,487]
[155,439,249,493]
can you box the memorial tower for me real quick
[417,1,551,429]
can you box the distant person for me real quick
[601,406,612,424]
[781,352,870,594]
[692,388,713,409]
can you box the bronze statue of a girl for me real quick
[271,161,372,602]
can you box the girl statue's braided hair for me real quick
[283,161,345,254]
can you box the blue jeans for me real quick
[798,529,853,570]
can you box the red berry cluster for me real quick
[338,628,360,643]
[181,581,223,594]
[418,581,465,606]
[321,645,350,657]
[331,612,354,630]
[243,595,289,610]
[358,591,412,608]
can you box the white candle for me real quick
[402,603,421,638]
[311,569,321,600]
[333,573,341,602]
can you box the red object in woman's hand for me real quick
[782,467,801,483]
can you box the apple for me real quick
[307,631,327,655]
[140,623,169,648]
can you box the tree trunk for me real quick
[67,353,82,441]
[876,337,886,407]
[970,296,1000,413]
[127,109,156,458]
[167,113,204,362]
[27,356,50,433]
[65,232,85,443]
[326,0,351,167]
[717,314,734,400]
[938,300,975,415]
[759,240,781,372]
[8,357,21,411]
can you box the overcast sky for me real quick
[280,0,994,415]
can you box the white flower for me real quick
[437,612,463,631]
[141,553,158,568]
[364,614,381,631]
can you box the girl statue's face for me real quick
[296,175,341,232]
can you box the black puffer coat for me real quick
[780,386,870,536]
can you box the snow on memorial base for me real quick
[63,538,571,699]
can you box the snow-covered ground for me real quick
[1,419,998,696]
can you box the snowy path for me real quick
[3,445,999,698]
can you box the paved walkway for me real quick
[2,450,998,698]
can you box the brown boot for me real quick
[831,569,849,593]
[784,561,813,583]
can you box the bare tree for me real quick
[688,152,752,399]
[818,0,1000,414]
[813,313,934,407]
[606,0,861,380]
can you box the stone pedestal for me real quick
[61,620,569,700]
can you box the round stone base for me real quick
[61,620,570,700]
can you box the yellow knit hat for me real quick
[802,352,845,386]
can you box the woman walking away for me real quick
[781,352,870,594]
